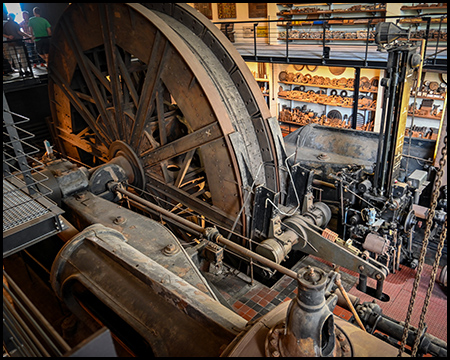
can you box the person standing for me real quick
[20,10,39,68]
[28,7,51,67]
[3,13,31,75]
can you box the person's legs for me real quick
[35,39,50,66]
[35,40,46,65]
[5,44,19,69]
[26,42,39,65]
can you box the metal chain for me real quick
[398,133,447,357]
[412,216,447,356]
[411,132,447,356]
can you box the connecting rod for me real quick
[113,184,298,280]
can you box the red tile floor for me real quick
[346,261,447,342]
[223,255,447,344]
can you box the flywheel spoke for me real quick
[115,48,139,110]
[141,122,223,168]
[49,3,281,236]
[130,32,169,150]
[60,18,120,141]
[98,3,125,140]
[49,67,111,147]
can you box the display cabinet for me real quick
[406,70,447,140]
[276,3,386,43]
[276,64,381,135]
[399,3,447,43]
[247,61,271,108]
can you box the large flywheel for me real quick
[48,3,283,237]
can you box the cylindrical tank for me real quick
[50,223,246,357]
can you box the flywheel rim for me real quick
[48,3,280,237]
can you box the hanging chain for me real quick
[411,132,447,356]
[412,216,447,356]
[398,133,447,357]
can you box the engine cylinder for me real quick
[363,233,390,255]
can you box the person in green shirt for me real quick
[28,7,51,67]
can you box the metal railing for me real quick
[3,36,51,87]
[213,12,447,70]
[3,38,35,77]
[3,92,63,257]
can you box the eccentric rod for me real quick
[113,184,298,280]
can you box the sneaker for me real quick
[40,63,46,67]
[33,64,38,68]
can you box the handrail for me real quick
[212,13,447,70]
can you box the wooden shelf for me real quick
[401,5,447,11]
[279,80,378,93]
[277,19,383,26]
[278,95,376,111]
[410,94,446,101]
[279,119,304,126]
[407,113,442,121]
[277,3,329,6]
[255,78,269,82]
[277,9,386,16]
[278,37,375,41]
[399,18,447,25]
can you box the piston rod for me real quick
[113,184,298,280]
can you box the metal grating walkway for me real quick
[3,179,50,232]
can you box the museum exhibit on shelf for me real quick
[3,3,447,357]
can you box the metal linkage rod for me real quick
[113,184,298,280]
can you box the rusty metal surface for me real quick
[143,3,282,192]
[48,3,282,238]
[61,190,217,299]
[277,267,337,357]
[51,223,246,357]
[284,124,436,180]
[221,300,407,357]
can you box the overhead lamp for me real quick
[375,22,410,45]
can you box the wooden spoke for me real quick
[174,150,196,188]
[98,4,124,139]
[115,48,139,109]
[141,122,223,168]
[60,18,120,140]
[49,68,111,147]
[130,32,169,149]
[156,84,167,146]
[49,3,280,236]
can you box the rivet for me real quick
[113,215,126,224]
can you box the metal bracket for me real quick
[292,216,389,283]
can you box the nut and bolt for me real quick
[165,244,176,252]
[342,344,350,353]
[337,333,346,342]
[163,243,179,256]
[113,215,126,225]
